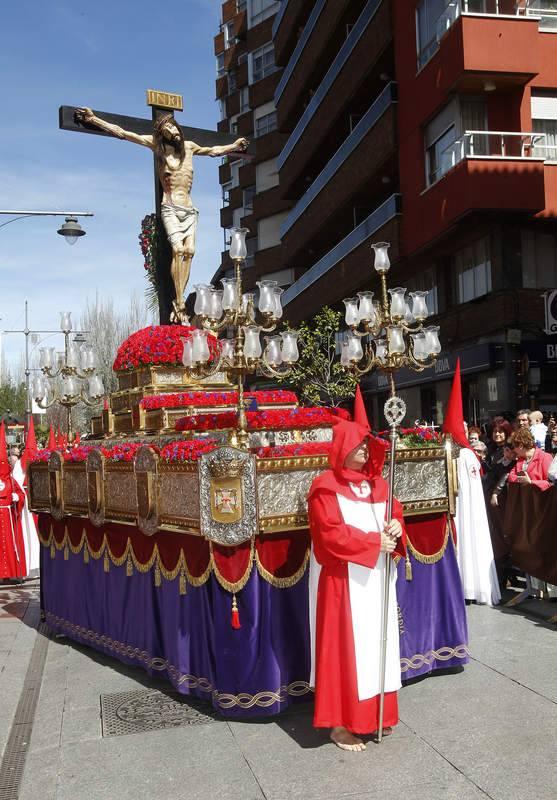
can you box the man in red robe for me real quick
[0,422,26,580]
[308,420,406,752]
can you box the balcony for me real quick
[282,194,401,321]
[272,0,311,65]
[276,0,391,188]
[417,5,540,90]
[280,83,397,252]
[274,0,326,101]
[403,135,546,255]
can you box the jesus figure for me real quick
[75,107,248,323]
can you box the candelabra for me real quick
[340,241,441,743]
[32,312,104,442]
[179,228,300,448]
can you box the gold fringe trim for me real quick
[405,554,412,580]
[43,612,312,709]
[179,568,187,596]
[154,564,161,587]
[209,540,254,594]
[254,547,309,588]
[407,523,450,565]
[126,554,133,577]
[83,546,89,564]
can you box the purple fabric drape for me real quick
[397,535,469,681]
[40,546,311,717]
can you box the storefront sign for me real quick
[543,290,557,335]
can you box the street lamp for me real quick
[56,216,86,245]
[339,240,440,744]
[0,210,93,240]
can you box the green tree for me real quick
[277,307,357,407]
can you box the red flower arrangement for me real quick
[113,326,218,372]
[378,426,443,448]
[254,441,332,459]
[141,389,298,411]
[175,406,337,433]
[159,438,218,462]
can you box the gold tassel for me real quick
[83,547,89,564]
[50,542,55,559]
[63,543,69,561]
[405,554,413,581]
[126,554,133,577]
[104,552,110,573]
[154,563,161,587]
[179,568,187,596]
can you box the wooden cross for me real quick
[59,92,251,324]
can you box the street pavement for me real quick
[0,580,555,800]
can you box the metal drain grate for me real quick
[0,621,50,800]
[100,689,218,737]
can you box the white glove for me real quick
[12,493,19,502]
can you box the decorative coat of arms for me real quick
[199,447,257,545]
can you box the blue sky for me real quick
[0,0,225,370]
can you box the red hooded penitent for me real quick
[0,421,26,579]
[308,420,406,734]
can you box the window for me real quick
[531,92,557,161]
[254,102,278,138]
[260,267,295,286]
[222,180,233,204]
[243,185,256,211]
[455,237,492,303]
[218,98,227,121]
[257,212,288,250]
[416,0,451,69]
[229,160,242,188]
[229,115,239,135]
[245,236,257,267]
[526,1,557,31]
[406,267,439,315]
[521,229,557,288]
[233,207,245,229]
[228,70,237,95]
[255,158,279,192]
[223,20,236,48]
[424,97,487,185]
[237,0,247,11]
[239,86,250,114]
[250,43,276,84]
[248,0,279,28]
[216,53,225,78]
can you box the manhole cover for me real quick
[100,689,218,737]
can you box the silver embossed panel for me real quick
[257,469,322,517]
[384,459,447,502]
[105,473,137,514]
[63,470,88,508]
[30,469,50,508]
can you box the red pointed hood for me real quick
[0,421,11,481]
[442,359,471,449]
[48,425,57,450]
[353,385,370,428]
[20,417,38,471]
[309,420,388,501]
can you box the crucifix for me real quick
[59,90,250,325]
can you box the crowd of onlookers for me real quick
[465,409,556,590]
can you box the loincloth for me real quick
[161,203,199,251]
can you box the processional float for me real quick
[27,91,463,718]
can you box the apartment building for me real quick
[215,0,557,424]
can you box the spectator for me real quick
[507,428,553,490]
[472,440,488,472]
[486,421,513,467]
[468,426,482,446]
[546,422,557,455]
[487,440,517,588]
[514,409,530,430]
[549,453,557,484]
[529,410,547,448]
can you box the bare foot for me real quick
[330,726,366,752]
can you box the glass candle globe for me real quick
[59,311,72,332]
[221,278,238,311]
[347,333,364,361]
[389,287,407,319]
[357,291,376,323]
[424,325,441,355]
[375,338,387,361]
[281,331,300,363]
[410,291,429,321]
[33,375,46,402]
[181,337,193,368]
[411,332,427,361]
[221,339,235,361]
[244,326,262,359]
[343,298,359,327]
[194,284,213,316]
[387,326,405,354]
[273,287,284,319]
[372,242,390,274]
[340,340,351,367]
[257,280,278,313]
[265,335,283,366]
[209,289,224,320]
[88,375,104,399]
[229,227,249,260]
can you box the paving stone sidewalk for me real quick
[0,581,555,800]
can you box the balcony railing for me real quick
[431,130,547,184]
[277,0,383,170]
[281,83,397,236]
[418,1,552,71]
[274,0,326,102]
[282,194,401,307]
